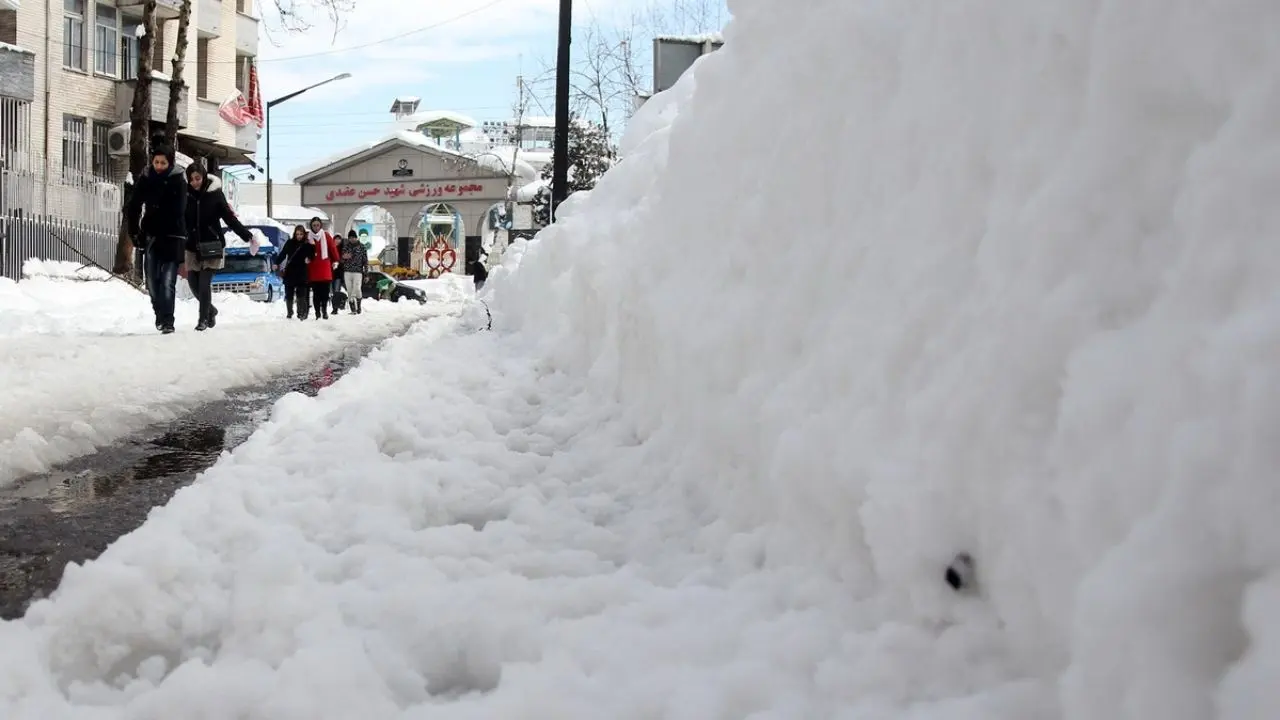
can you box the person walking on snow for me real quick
[339,229,368,314]
[183,162,253,331]
[276,225,315,319]
[330,262,346,315]
[126,143,187,334]
[304,216,339,320]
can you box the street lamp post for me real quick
[265,72,353,218]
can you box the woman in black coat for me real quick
[275,224,316,320]
[184,162,253,331]
[126,144,187,333]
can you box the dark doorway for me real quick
[397,236,412,267]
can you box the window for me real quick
[121,21,139,79]
[224,255,269,274]
[63,0,86,70]
[196,38,210,98]
[92,120,112,178]
[234,55,249,94]
[95,3,120,76]
[236,0,248,13]
[61,115,88,179]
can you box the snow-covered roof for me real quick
[410,110,477,130]
[389,96,420,116]
[291,130,527,184]
[521,116,556,129]
[0,40,33,54]
[470,151,537,183]
[655,32,724,44]
[237,204,327,223]
[514,177,548,202]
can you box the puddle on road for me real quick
[0,337,397,619]
[0,345,367,512]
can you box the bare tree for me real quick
[113,0,159,276]
[263,0,355,39]
[163,0,192,150]
[528,0,724,142]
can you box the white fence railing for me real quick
[0,164,124,281]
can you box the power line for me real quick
[9,0,519,65]
[265,104,520,123]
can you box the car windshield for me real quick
[221,255,270,274]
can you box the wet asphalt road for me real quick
[0,341,375,620]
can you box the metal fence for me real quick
[0,164,123,281]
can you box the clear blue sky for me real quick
[253,0,728,184]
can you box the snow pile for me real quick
[0,267,274,338]
[222,227,271,251]
[0,1,1275,717]
[0,270,459,486]
[483,1,1280,716]
[18,258,114,282]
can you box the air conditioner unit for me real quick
[107,122,131,157]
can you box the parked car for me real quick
[211,243,284,302]
[354,270,427,304]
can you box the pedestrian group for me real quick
[126,143,370,333]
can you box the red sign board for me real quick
[321,182,487,203]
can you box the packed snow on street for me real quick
[1,0,1278,717]
[0,260,466,486]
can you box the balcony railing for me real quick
[197,0,223,37]
[114,74,188,127]
[235,12,259,56]
[0,44,36,103]
[196,99,221,138]
[118,0,182,20]
[233,121,258,153]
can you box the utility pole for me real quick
[551,0,572,220]
[507,75,524,230]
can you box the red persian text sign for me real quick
[322,182,487,203]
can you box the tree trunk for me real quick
[113,0,159,275]
[164,0,191,150]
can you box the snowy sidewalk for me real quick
[0,267,472,486]
[0,314,1030,719]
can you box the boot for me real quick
[208,306,218,328]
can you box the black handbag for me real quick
[194,239,223,260]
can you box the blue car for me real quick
[210,226,287,302]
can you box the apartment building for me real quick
[0,0,260,196]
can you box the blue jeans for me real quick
[144,250,179,326]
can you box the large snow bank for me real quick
[483,1,1280,716]
[0,1,1274,717]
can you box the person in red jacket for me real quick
[304,216,340,319]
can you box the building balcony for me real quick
[233,121,258,154]
[235,11,259,55]
[114,74,188,127]
[0,44,35,102]
[195,98,221,137]
[118,0,182,21]
[196,0,223,37]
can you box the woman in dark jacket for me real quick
[184,162,253,331]
[126,143,187,334]
[276,225,315,320]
